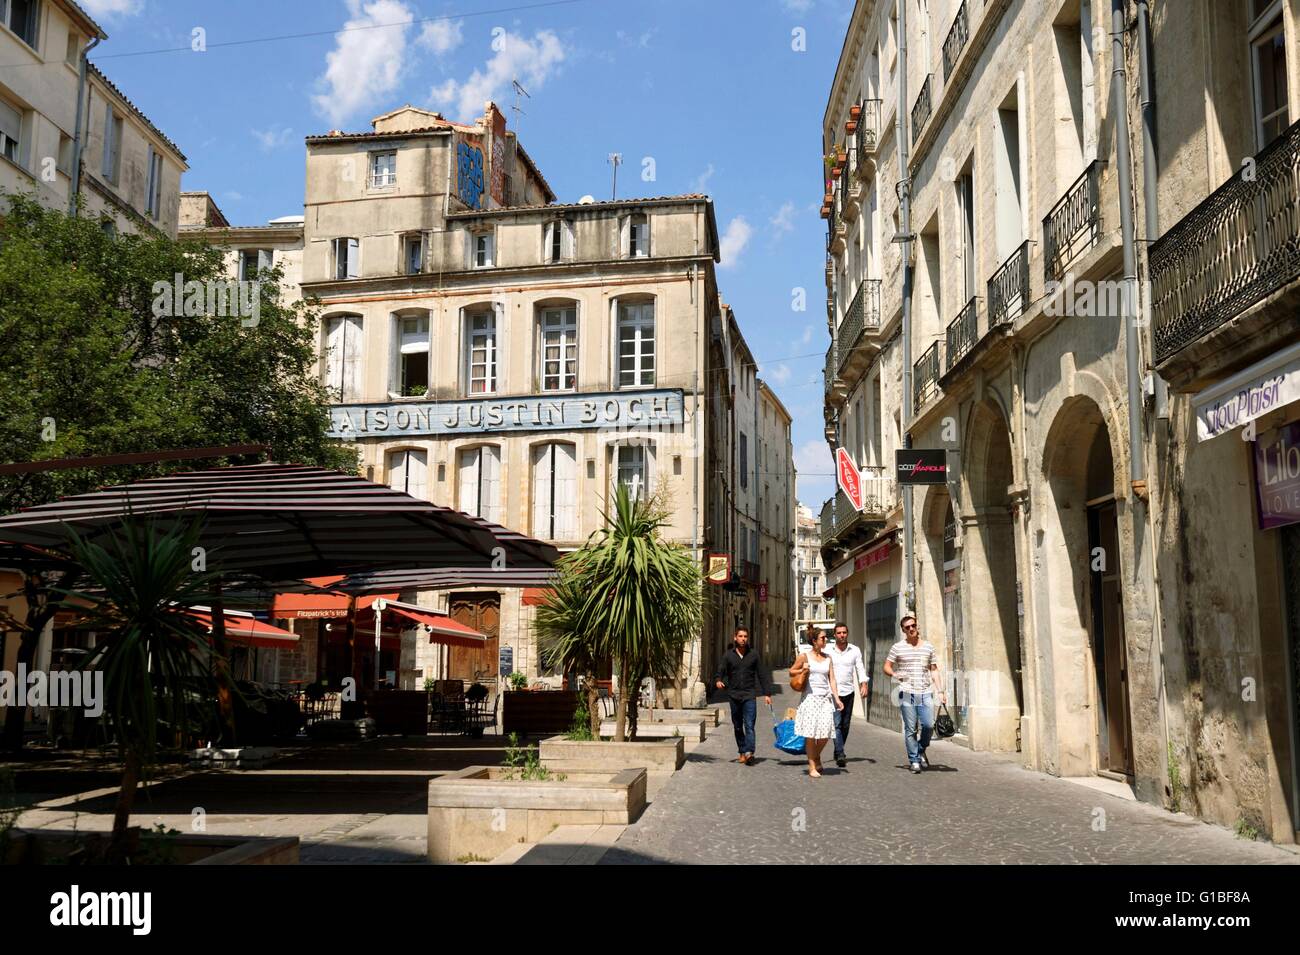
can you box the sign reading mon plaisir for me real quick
[328,390,685,439]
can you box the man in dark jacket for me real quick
[713,627,773,764]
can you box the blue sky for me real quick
[83,0,852,506]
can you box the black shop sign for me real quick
[896,449,949,485]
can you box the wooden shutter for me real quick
[555,443,577,538]
[561,221,576,259]
[531,444,552,538]
[340,315,362,400]
[458,450,481,516]
[482,446,501,523]
[346,238,360,279]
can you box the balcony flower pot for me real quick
[835,147,847,164]
[850,103,862,120]
[821,206,832,219]
[846,119,858,135]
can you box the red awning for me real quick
[271,576,396,618]
[190,610,299,650]
[521,587,553,606]
[385,603,486,649]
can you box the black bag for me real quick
[934,704,956,739]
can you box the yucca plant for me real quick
[535,564,603,738]
[57,518,225,862]
[538,484,702,742]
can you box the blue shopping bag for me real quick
[772,705,806,755]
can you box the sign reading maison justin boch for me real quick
[328,389,685,439]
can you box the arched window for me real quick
[458,445,501,522]
[537,304,577,392]
[532,442,577,540]
[388,449,428,500]
[322,313,363,401]
[614,298,655,388]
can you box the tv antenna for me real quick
[510,79,530,129]
[608,153,623,201]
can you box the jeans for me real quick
[899,691,935,765]
[729,698,757,755]
[832,693,855,758]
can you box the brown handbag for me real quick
[789,655,808,693]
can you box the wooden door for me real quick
[449,592,500,682]
[1089,501,1134,776]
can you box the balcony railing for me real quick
[913,341,941,410]
[945,297,979,371]
[819,497,836,548]
[836,280,883,375]
[824,342,836,396]
[856,99,882,170]
[741,559,760,585]
[820,472,896,550]
[988,240,1031,327]
[1151,118,1300,364]
[1043,159,1104,282]
[911,75,933,145]
[942,0,971,80]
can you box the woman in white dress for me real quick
[789,630,843,777]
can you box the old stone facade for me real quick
[822,0,1300,842]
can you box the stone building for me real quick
[180,192,305,301]
[0,1,186,235]
[821,0,1300,842]
[794,503,830,624]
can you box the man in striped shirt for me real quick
[884,615,947,774]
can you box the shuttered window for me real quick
[459,446,502,522]
[323,315,363,401]
[532,443,577,540]
[388,449,428,501]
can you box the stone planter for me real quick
[538,734,685,774]
[638,707,721,727]
[599,719,706,742]
[4,829,299,865]
[427,766,647,864]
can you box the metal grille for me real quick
[857,99,881,165]
[911,74,933,146]
[942,0,970,80]
[913,341,941,409]
[1151,118,1300,363]
[820,497,836,548]
[946,297,979,370]
[824,342,836,396]
[836,280,882,375]
[988,240,1031,326]
[1043,159,1104,282]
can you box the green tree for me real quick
[537,485,703,742]
[535,567,604,739]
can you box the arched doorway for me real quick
[1041,397,1134,777]
[921,486,961,732]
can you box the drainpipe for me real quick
[897,0,916,612]
[68,36,101,216]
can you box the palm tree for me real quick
[537,483,702,742]
[58,518,224,861]
[535,566,603,738]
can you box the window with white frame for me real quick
[538,306,577,392]
[388,449,428,500]
[472,231,494,268]
[458,446,502,522]
[613,444,652,500]
[322,314,363,401]
[466,310,497,395]
[333,237,360,280]
[543,220,573,263]
[616,300,655,387]
[4,0,40,50]
[1250,1,1289,148]
[404,233,423,274]
[145,145,164,218]
[0,96,21,165]
[739,432,748,489]
[395,314,429,396]
[623,213,650,257]
[532,442,577,540]
[370,150,396,187]
[239,249,271,282]
[101,104,122,183]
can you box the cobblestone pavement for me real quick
[601,689,1300,865]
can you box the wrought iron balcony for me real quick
[1043,159,1104,282]
[820,472,896,554]
[911,74,933,145]
[913,341,941,410]
[945,297,979,371]
[824,342,836,397]
[988,240,1030,326]
[842,159,859,220]
[836,280,883,376]
[942,0,971,81]
[819,497,836,548]
[855,99,882,176]
[741,559,760,585]
[1151,118,1300,365]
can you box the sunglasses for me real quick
[902,624,918,631]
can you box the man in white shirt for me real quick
[826,622,869,768]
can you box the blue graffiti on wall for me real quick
[456,141,484,210]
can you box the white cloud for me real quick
[770,200,796,236]
[781,0,814,12]
[251,125,295,152]
[763,362,792,385]
[312,0,416,127]
[616,27,658,48]
[225,191,245,202]
[429,29,566,123]
[418,19,464,54]
[800,323,815,346]
[79,0,144,17]
[794,439,834,503]
[694,163,715,193]
[718,216,753,269]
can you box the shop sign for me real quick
[896,448,948,484]
[1255,419,1300,530]
[1195,342,1300,441]
[854,541,892,572]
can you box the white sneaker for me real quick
[910,762,921,774]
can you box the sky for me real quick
[78,0,854,507]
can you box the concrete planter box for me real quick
[638,707,721,727]
[4,829,298,865]
[538,734,685,773]
[599,719,706,742]
[427,766,647,864]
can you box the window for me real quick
[466,311,497,395]
[613,444,651,500]
[4,0,39,50]
[472,232,494,268]
[323,314,363,401]
[239,249,271,282]
[66,30,80,65]
[957,168,976,298]
[994,89,1023,263]
[101,104,122,183]
[0,97,20,165]
[739,432,749,489]
[396,314,429,396]
[543,220,573,263]
[388,449,428,500]
[538,306,577,391]
[333,237,359,280]
[624,213,650,257]
[404,234,423,275]
[458,446,501,522]
[370,151,396,187]
[616,300,655,387]
[145,146,164,218]
[56,132,72,175]
[532,443,577,540]
[1250,2,1289,148]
